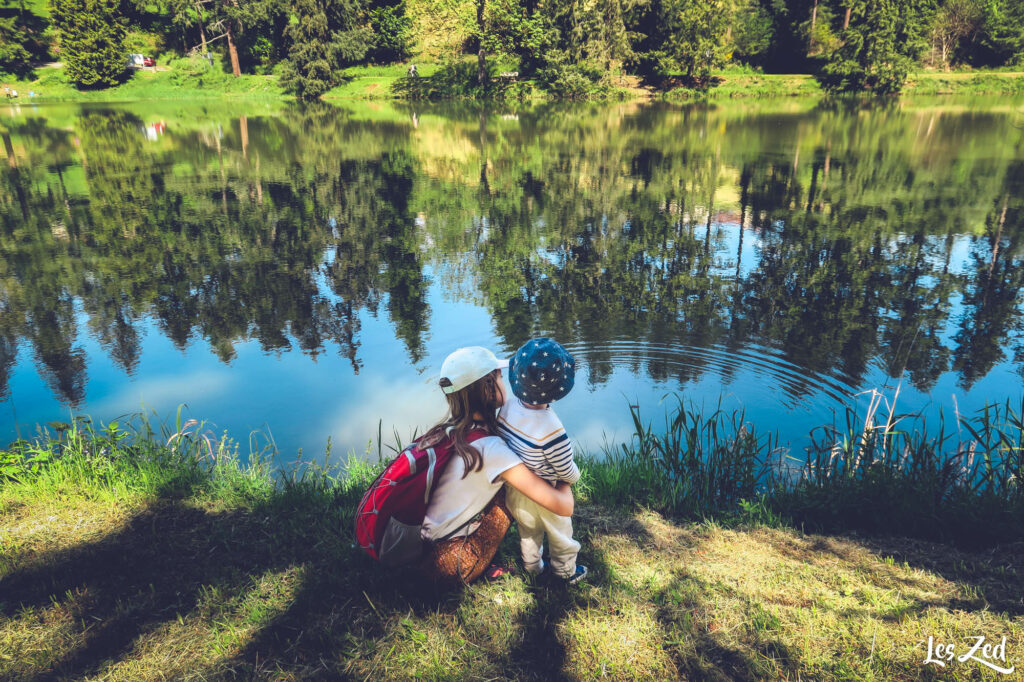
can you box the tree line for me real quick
[0,0,1022,98]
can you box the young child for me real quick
[498,337,587,584]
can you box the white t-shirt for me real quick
[421,435,521,541]
[498,397,579,485]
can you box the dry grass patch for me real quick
[561,598,679,679]
[1,497,132,570]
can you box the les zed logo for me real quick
[923,635,1015,674]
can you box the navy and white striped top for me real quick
[497,397,579,485]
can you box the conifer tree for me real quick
[820,0,934,94]
[50,0,127,88]
[281,0,371,99]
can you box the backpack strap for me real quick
[423,428,489,504]
[424,446,438,505]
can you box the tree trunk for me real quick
[196,2,208,54]
[240,115,248,159]
[843,6,851,30]
[476,0,487,87]
[226,21,241,77]
[809,0,818,52]
[2,132,15,168]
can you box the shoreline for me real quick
[6,67,1023,105]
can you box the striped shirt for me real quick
[497,397,579,485]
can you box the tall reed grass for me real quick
[582,390,1024,547]
[4,392,1023,548]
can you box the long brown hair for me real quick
[419,369,503,478]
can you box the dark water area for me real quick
[1,97,1022,463]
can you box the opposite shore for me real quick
[4,62,1024,104]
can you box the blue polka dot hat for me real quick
[508,337,576,405]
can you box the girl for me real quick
[419,346,574,586]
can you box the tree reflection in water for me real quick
[0,99,1021,424]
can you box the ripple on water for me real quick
[561,339,859,414]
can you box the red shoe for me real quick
[483,563,513,581]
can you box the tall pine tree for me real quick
[821,0,934,94]
[50,0,127,88]
[281,0,371,99]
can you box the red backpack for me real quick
[354,429,488,566]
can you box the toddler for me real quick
[498,337,586,584]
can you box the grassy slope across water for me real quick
[8,63,1024,103]
[1,407,1023,680]
[4,63,286,102]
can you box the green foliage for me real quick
[392,58,533,99]
[228,0,290,73]
[661,0,729,80]
[583,395,1024,549]
[0,16,34,77]
[560,0,637,68]
[49,0,127,88]
[367,0,412,63]
[979,0,1024,66]
[584,398,770,516]
[820,0,935,94]
[538,56,612,99]
[281,0,372,99]
[631,0,729,83]
[729,0,774,66]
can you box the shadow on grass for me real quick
[391,62,531,102]
[6,479,1021,679]
[1,483,606,678]
[1,497,311,679]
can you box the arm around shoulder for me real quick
[500,463,574,516]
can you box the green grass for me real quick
[7,60,1024,105]
[6,59,287,102]
[324,63,443,100]
[662,70,1024,100]
[905,72,1024,95]
[2,401,1023,679]
[664,73,825,100]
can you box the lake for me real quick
[1,96,1022,463]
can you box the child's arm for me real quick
[543,433,580,485]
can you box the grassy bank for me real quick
[10,62,1022,104]
[4,60,286,102]
[2,400,1023,679]
[664,70,1024,100]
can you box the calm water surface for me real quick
[1,97,1022,462]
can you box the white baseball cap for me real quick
[439,346,509,394]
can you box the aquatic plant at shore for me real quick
[581,392,1024,548]
[3,393,1023,547]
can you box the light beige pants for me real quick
[506,484,580,578]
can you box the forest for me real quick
[0,0,1023,99]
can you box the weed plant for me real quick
[583,390,1024,549]
[5,391,1024,549]
[581,397,772,517]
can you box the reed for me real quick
[585,391,1024,548]
[3,393,1023,547]
[581,396,774,518]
